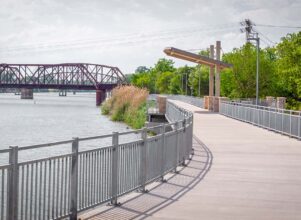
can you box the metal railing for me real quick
[0,101,193,220]
[220,101,301,139]
[150,94,204,109]
[166,95,204,109]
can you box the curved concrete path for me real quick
[80,100,301,220]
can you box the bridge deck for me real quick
[79,100,301,220]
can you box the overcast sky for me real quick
[0,0,300,73]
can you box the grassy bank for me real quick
[101,86,149,129]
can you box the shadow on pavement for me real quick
[79,136,213,220]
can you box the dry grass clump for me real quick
[101,86,149,128]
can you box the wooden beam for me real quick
[164,47,232,69]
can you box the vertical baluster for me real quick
[139,128,148,192]
[34,162,38,220]
[78,154,82,210]
[1,169,5,220]
[160,124,167,181]
[43,161,47,220]
[64,157,68,215]
[70,137,79,220]
[38,162,42,220]
[51,160,56,219]
[47,160,51,220]
[20,165,24,219]
[96,151,100,204]
[87,153,91,206]
[99,151,102,203]
[60,157,64,217]
[290,111,292,136]
[84,154,88,207]
[110,132,119,205]
[103,149,106,201]
[298,113,301,139]
[56,158,60,218]
[7,146,19,220]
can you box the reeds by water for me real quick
[101,86,149,129]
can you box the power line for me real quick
[254,28,276,45]
[0,23,239,55]
[256,24,301,29]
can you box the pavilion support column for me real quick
[215,41,221,98]
[209,45,215,97]
[96,89,106,106]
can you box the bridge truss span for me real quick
[0,63,126,90]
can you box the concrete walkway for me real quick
[80,100,301,220]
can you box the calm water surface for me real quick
[0,92,138,163]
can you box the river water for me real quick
[0,92,138,164]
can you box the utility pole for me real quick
[241,19,260,105]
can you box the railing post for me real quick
[174,122,179,173]
[281,111,284,133]
[70,137,79,220]
[290,111,292,136]
[299,113,301,139]
[7,146,19,220]
[139,128,148,192]
[182,119,187,166]
[111,132,119,205]
[189,116,194,159]
[160,124,166,182]
[269,110,271,129]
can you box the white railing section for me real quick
[0,101,193,220]
[220,101,301,139]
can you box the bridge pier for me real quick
[96,89,106,106]
[59,90,67,96]
[21,88,33,99]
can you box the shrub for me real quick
[101,86,149,128]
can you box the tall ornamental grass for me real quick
[101,86,149,129]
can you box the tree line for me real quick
[127,31,301,110]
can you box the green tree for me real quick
[169,74,182,94]
[275,32,301,109]
[188,65,209,97]
[221,43,276,98]
[156,71,175,94]
[175,65,194,95]
[153,58,175,73]
[131,72,151,89]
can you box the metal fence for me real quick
[152,94,204,109]
[231,98,276,107]
[0,101,193,220]
[220,101,301,139]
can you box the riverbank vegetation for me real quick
[101,86,149,129]
[128,31,301,110]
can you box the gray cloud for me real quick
[0,0,300,73]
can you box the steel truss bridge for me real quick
[0,63,126,90]
[0,63,126,105]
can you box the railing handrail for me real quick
[0,100,194,220]
[0,116,187,154]
[220,101,301,140]
[222,100,301,116]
